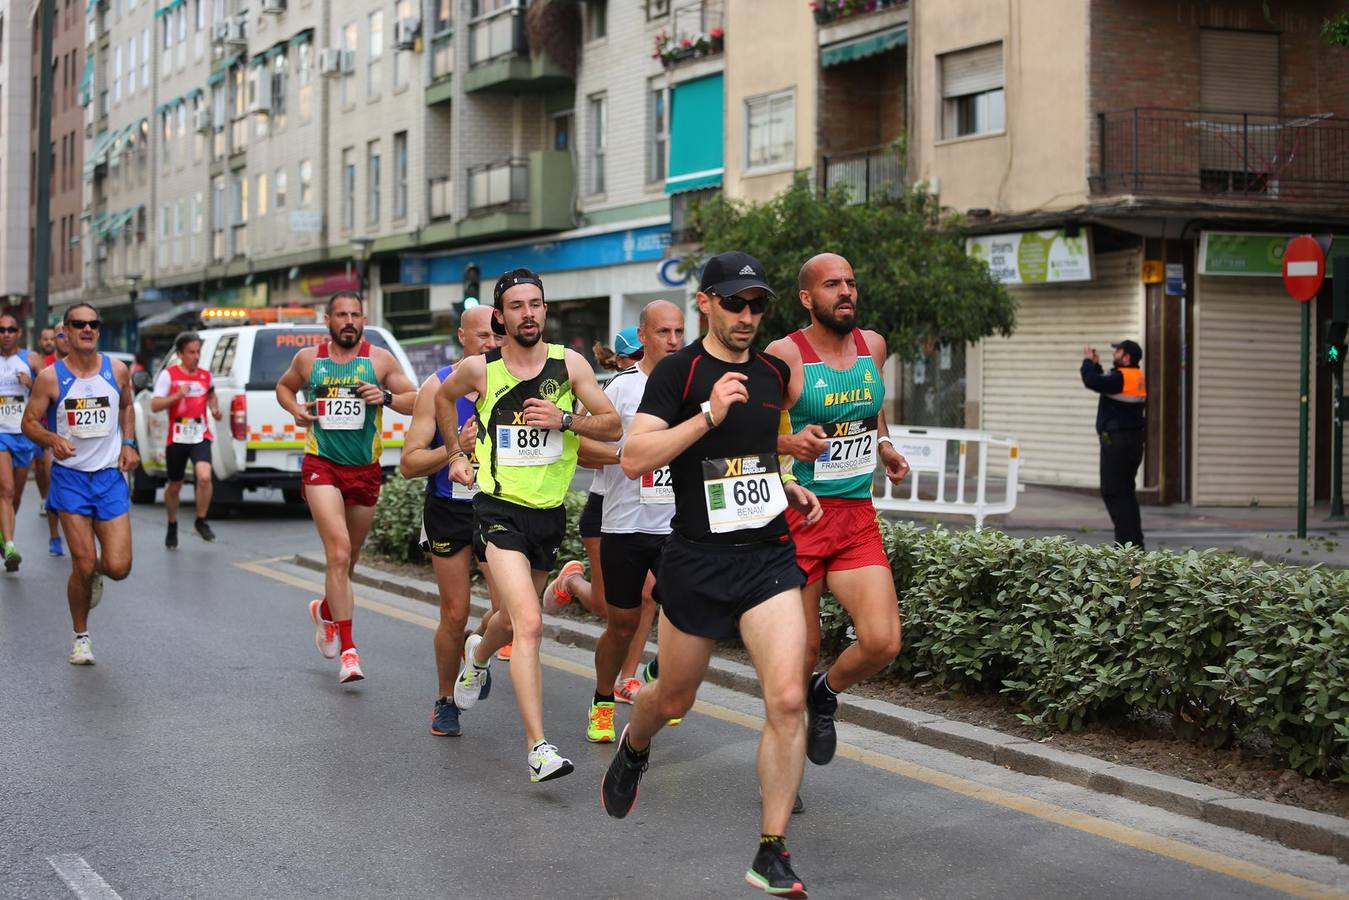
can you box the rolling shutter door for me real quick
[1192,275,1304,506]
[980,249,1144,488]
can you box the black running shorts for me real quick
[472,493,566,572]
[599,531,666,610]
[165,440,212,482]
[653,534,806,641]
[578,490,604,539]
[420,494,475,558]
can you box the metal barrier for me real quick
[873,426,1021,529]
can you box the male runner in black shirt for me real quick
[600,252,821,899]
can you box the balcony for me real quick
[654,0,723,68]
[428,176,453,220]
[821,145,905,204]
[1094,108,1349,206]
[462,1,572,94]
[427,33,455,105]
[459,150,574,239]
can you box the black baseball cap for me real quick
[697,251,776,299]
[491,268,545,335]
[1112,339,1143,364]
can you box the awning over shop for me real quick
[287,28,314,46]
[154,0,184,18]
[665,73,724,195]
[821,25,907,67]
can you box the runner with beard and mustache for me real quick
[434,268,621,783]
[276,291,418,685]
[765,253,910,777]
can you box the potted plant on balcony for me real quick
[709,26,724,54]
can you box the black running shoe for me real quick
[793,793,804,815]
[601,726,648,819]
[194,518,216,542]
[165,522,178,550]
[805,672,838,766]
[745,840,807,898]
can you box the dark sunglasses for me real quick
[66,319,102,331]
[713,293,768,316]
[0,326,18,334]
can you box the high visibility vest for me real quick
[1108,367,1146,403]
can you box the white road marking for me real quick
[47,855,124,900]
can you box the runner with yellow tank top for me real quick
[768,253,911,773]
[276,292,418,685]
[435,267,621,784]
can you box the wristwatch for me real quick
[122,438,138,449]
[381,388,394,407]
[560,412,574,432]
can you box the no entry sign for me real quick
[1283,235,1326,302]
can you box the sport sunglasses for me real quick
[0,326,19,334]
[66,318,102,331]
[711,293,768,315]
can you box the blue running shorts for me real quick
[0,432,37,469]
[49,465,131,521]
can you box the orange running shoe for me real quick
[541,559,586,612]
[496,642,513,661]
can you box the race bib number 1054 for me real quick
[702,453,787,533]
[0,395,23,427]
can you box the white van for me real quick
[131,323,416,506]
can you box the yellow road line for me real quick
[235,556,1347,899]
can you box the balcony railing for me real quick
[431,33,455,80]
[821,145,906,204]
[468,0,526,67]
[1095,107,1349,204]
[467,158,528,211]
[428,176,453,220]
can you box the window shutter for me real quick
[1200,29,1278,115]
[942,43,1002,98]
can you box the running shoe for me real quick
[496,642,513,661]
[338,648,365,683]
[68,635,95,666]
[3,543,21,572]
[586,699,617,743]
[49,537,63,557]
[745,840,807,898]
[454,634,492,710]
[527,740,574,783]
[541,559,585,611]
[614,677,642,704]
[165,522,178,550]
[88,575,103,609]
[194,518,216,542]
[309,599,339,659]
[601,726,648,818]
[805,672,838,766]
[431,697,462,737]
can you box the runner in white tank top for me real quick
[0,313,43,572]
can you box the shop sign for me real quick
[966,229,1093,284]
[207,283,269,308]
[1199,231,1346,277]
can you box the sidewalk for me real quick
[887,483,1348,569]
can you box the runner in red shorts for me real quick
[767,252,910,773]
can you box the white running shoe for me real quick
[88,575,103,610]
[338,648,365,683]
[69,635,95,666]
[309,599,340,659]
[454,634,491,710]
[527,740,574,783]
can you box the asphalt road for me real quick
[3,484,1349,900]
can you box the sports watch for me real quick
[560,412,574,432]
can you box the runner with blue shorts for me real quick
[0,313,43,572]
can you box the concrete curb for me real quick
[300,554,1349,865]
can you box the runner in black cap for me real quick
[600,251,821,899]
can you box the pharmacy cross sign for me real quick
[1282,235,1326,303]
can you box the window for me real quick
[275,168,287,208]
[367,140,381,224]
[648,81,666,183]
[341,148,355,230]
[299,158,313,206]
[432,0,450,33]
[141,30,150,86]
[584,0,606,41]
[589,93,606,194]
[160,111,172,171]
[367,12,383,98]
[195,0,205,32]
[272,52,288,130]
[940,42,1004,139]
[393,0,411,89]
[393,131,407,220]
[238,175,248,224]
[745,88,794,170]
[297,43,313,120]
[383,289,431,340]
[257,172,268,216]
[340,22,357,107]
[177,103,187,161]
[112,45,121,103]
[127,38,136,94]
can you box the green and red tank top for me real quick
[304,340,382,466]
[787,329,885,499]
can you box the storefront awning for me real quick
[821,25,907,67]
[665,73,724,195]
[287,28,314,46]
[154,0,184,18]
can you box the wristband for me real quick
[877,435,896,449]
[122,439,138,449]
[700,400,717,429]
[780,471,798,485]
[447,449,468,462]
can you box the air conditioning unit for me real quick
[261,0,285,13]
[225,17,246,45]
[249,73,272,113]
[211,19,230,43]
[393,16,420,50]
[339,48,356,74]
[318,48,343,77]
[193,106,211,133]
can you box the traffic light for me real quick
[463,263,481,310]
[1329,256,1349,367]
[1327,320,1348,367]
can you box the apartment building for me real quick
[0,0,32,309]
[909,0,1349,507]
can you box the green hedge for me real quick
[820,521,1349,780]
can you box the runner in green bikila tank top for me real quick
[276,292,418,686]
[767,252,912,780]
[434,267,621,784]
